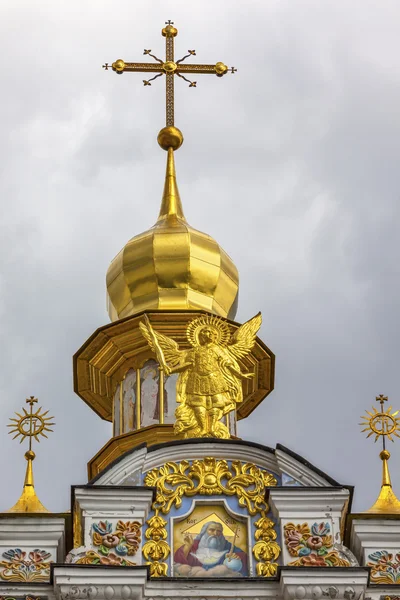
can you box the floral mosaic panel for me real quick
[73,550,136,566]
[0,549,51,582]
[0,597,43,600]
[85,520,141,565]
[284,522,349,567]
[368,551,400,584]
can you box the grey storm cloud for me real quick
[1,0,400,512]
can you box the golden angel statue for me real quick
[139,313,262,439]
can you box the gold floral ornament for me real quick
[284,522,349,567]
[144,457,276,514]
[143,457,280,577]
[142,514,170,577]
[253,516,281,576]
[140,313,262,439]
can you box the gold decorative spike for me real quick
[360,394,400,514]
[139,313,261,439]
[103,20,236,128]
[157,145,185,219]
[7,396,55,513]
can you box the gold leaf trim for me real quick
[142,511,170,576]
[253,515,280,575]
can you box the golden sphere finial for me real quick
[157,126,184,151]
[380,449,391,460]
[112,59,126,73]
[215,62,228,76]
[162,24,178,38]
[25,450,36,460]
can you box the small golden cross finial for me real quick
[8,396,55,449]
[6,397,55,513]
[26,394,38,406]
[103,21,236,129]
[360,394,399,446]
[376,393,388,404]
[360,395,400,514]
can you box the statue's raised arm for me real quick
[139,315,184,375]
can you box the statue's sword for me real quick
[143,314,169,374]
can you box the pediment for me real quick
[91,439,341,488]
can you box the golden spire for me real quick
[157,128,185,221]
[360,394,400,514]
[6,396,55,513]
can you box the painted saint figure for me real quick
[139,313,262,439]
[174,521,248,577]
[113,383,121,436]
[122,369,136,432]
[140,361,159,427]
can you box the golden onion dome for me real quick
[106,127,239,321]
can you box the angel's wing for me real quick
[227,312,262,360]
[139,320,182,369]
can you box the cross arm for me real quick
[108,60,164,73]
[176,62,229,76]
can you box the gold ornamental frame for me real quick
[142,457,281,577]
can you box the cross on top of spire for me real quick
[361,394,400,446]
[360,395,400,514]
[8,396,55,449]
[102,21,236,129]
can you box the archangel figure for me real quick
[139,313,262,439]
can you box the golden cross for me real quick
[8,397,55,452]
[376,394,388,408]
[102,21,236,127]
[26,395,38,407]
[360,394,400,449]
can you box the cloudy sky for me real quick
[1,0,400,514]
